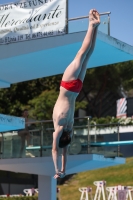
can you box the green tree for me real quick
[78,61,133,117]
[0,61,133,119]
[26,90,88,120]
[27,90,59,120]
[0,74,62,116]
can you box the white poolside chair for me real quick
[79,187,92,200]
[126,186,133,200]
[106,185,133,200]
[106,186,120,200]
[93,180,106,200]
[23,188,38,196]
[23,188,32,196]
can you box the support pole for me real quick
[87,117,91,154]
[38,175,57,200]
[117,123,120,157]
[40,123,44,157]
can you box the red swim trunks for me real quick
[60,79,83,93]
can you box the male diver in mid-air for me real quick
[52,9,100,179]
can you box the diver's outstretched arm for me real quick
[52,126,63,178]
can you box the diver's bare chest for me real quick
[53,112,73,126]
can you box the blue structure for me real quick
[0,114,25,132]
[0,31,133,88]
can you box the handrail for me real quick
[68,12,111,21]
[90,140,133,146]
[68,11,111,35]
[45,125,88,131]
[26,120,120,127]
[25,116,91,125]
[89,123,120,127]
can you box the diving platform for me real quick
[0,154,125,176]
[0,114,24,132]
[0,154,125,200]
[0,31,133,88]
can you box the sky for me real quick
[68,0,133,46]
[0,0,133,45]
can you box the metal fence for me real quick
[0,117,133,159]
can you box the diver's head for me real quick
[59,130,72,148]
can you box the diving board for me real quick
[26,146,52,150]
[90,141,133,147]
[26,140,133,152]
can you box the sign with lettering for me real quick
[0,0,67,44]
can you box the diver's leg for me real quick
[62,9,100,81]
[78,23,99,81]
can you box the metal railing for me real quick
[0,117,132,159]
[67,12,111,35]
[68,12,111,21]
[89,123,120,157]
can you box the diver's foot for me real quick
[89,9,100,28]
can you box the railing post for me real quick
[94,122,98,153]
[94,122,97,143]
[40,123,44,157]
[66,0,69,34]
[117,123,120,157]
[87,117,91,154]
[1,133,4,159]
[108,14,110,36]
